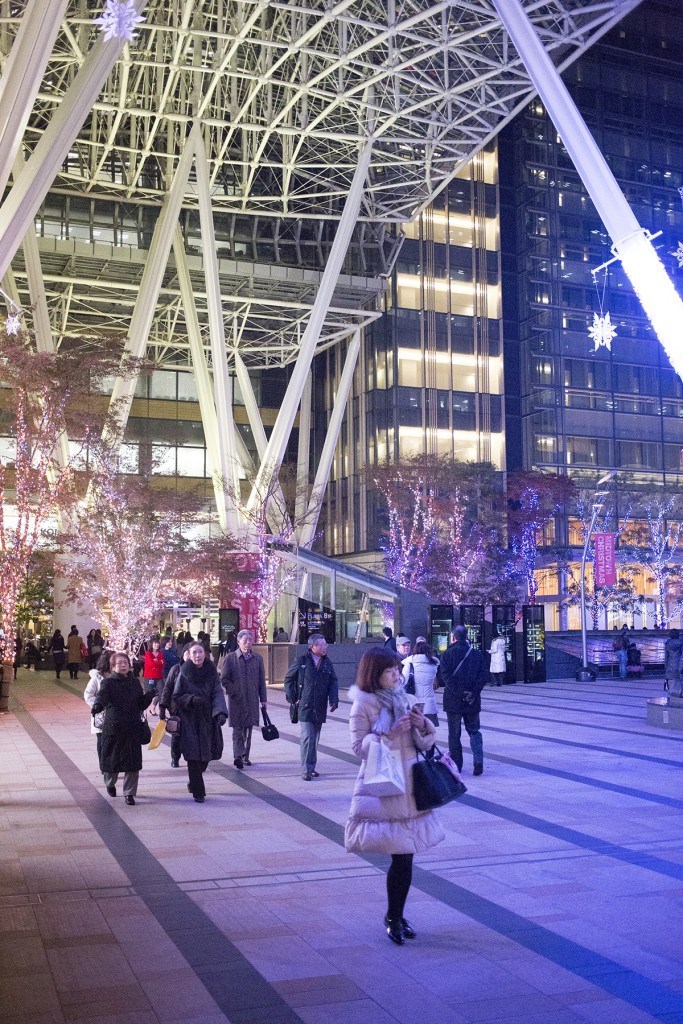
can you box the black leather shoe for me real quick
[124,795,135,805]
[310,770,320,777]
[234,757,243,770]
[384,915,405,945]
[242,758,252,766]
[193,794,205,803]
[171,759,180,768]
[302,773,313,781]
[106,785,116,797]
[401,918,416,939]
[473,763,483,776]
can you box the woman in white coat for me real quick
[84,650,113,758]
[345,647,444,945]
[487,635,507,686]
[401,640,440,726]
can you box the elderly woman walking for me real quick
[173,642,227,802]
[91,652,155,805]
[345,646,444,945]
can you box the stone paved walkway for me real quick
[1,669,682,1024]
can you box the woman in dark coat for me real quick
[173,642,227,802]
[48,629,66,679]
[91,652,154,805]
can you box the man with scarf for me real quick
[173,642,227,802]
[440,624,488,776]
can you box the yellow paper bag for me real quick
[148,720,167,750]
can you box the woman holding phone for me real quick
[345,647,444,945]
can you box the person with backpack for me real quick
[284,633,338,781]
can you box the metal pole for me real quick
[491,0,683,380]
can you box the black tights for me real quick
[386,853,413,921]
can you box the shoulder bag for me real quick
[412,744,467,811]
[289,659,306,724]
[140,712,152,745]
[405,661,416,695]
[165,713,181,736]
[261,708,279,741]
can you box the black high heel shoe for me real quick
[384,914,405,945]
[401,918,416,939]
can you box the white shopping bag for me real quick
[359,736,405,797]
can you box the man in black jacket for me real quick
[285,634,338,781]
[440,625,488,776]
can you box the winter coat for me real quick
[143,650,165,681]
[173,660,227,762]
[488,636,507,675]
[159,661,182,714]
[284,651,338,724]
[221,650,266,729]
[664,638,683,680]
[401,654,439,716]
[66,633,83,664]
[441,640,488,714]
[344,686,445,855]
[84,670,106,734]
[49,633,66,662]
[91,673,154,773]
[162,647,180,677]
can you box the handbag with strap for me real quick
[140,712,152,745]
[405,661,416,695]
[412,746,467,811]
[359,735,405,796]
[165,713,181,736]
[261,708,279,741]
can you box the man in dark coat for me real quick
[221,629,267,769]
[173,642,227,802]
[440,624,488,776]
[285,633,338,781]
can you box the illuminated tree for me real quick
[507,471,575,604]
[620,491,683,626]
[0,335,128,709]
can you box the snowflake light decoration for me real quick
[588,311,617,352]
[672,241,683,270]
[95,1,144,43]
[5,311,21,335]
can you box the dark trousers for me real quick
[54,655,65,678]
[387,853,413,920]
[68,661,79,679]
[447,710,483,770]
[171,734,182,763]
[187,759,209,798]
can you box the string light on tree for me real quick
[95,0,144,42]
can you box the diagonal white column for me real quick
[102,121,200,447]
[0,0,148,282]
[233,350,292,536]
[172,226,230,531]
[298,330,360,549]
[295,371,312,533]
[194,129,242,536]
[246,138,373,514]
[492,0,683,377]
[0,0,70,197]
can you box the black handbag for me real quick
[412,747,467,811]
[289,702,299,725]
[405,662,416,695]
[261,708,279,741]
[165,714,181,736]
[140,713,152,745]
[288,659,305,724]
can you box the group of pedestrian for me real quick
[612,627,643,680]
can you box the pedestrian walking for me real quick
[221,629,267,769]
[162,638,180,678]
[345,646,444,945]
[440,624,488,776]
[89,629,104,670]
[84,650,113,759]
[91,652,154,805]
[66,625,84,679]
[12,632,22,680]
[664,629,682,693]
[395,635,412,663]
[159,647,190,767]
[401,640,440,727]
[143,637,165,701]
[613,632,628,680]
[173,642,227,802]
[48,629,66,679]
[382,627,397,652]
[285,633,338,781]
[487,634,507,686]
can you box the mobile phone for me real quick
[413,702,425,712]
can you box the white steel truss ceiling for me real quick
[0,0,640,371]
